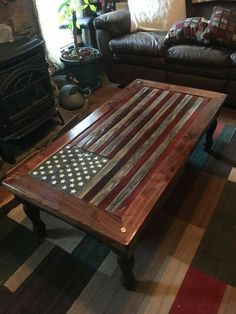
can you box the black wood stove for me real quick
[0,37,63,164]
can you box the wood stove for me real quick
[0,37,63,163]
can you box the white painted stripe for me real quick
[91,95,200,207]
[75,92,183,199]
[88,88,161,152]
[77,87,150,148]
[105,97,204,212]
[100,90,170,156]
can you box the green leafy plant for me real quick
[58,0,96,53]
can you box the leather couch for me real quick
[94,0,236,107]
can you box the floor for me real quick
[1,83,236,313]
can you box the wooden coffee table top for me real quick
[3,80,226,255]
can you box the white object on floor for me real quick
[0,24,14,43]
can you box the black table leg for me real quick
[117,254,136,290]
[55,110,65,125]
[23,202,46,237]
[204,119,217,152]
[0,140,16,164]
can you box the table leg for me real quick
[0,140,16,164]
[204,119,217,152]
[117,254,136,290]
[23,202,46,237]
[55,110,65,125]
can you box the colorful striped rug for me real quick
[0,107,236,314]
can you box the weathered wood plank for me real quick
[76,87,151,149]
[100,91,176,157]
[88,88,163,153]
[76,94,194,201]
[84,95,201,206]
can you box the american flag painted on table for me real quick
[31,85,210,216]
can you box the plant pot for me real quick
[60,47,101,91]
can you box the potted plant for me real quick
[58,0,101,91]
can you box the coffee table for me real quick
[2,80,226,289]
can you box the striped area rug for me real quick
[1,107,236,314]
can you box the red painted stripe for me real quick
[82,94,196,203]
[114,98,209,216]
[97,96,198,210]
[106,92,184,159]
[169,267,226,314]
[70,84,144,147]
[94,89,164,154]
[80,88,152,149]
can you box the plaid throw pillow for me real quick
[182,17,209,43]
[202,6,236,49]
[164,17,208,46]
[164,20,185,45]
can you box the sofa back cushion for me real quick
[127,0,186,32]
[109,31,166,57]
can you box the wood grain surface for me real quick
[2,79,227,255]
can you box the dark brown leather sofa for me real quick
[94,0,236,107]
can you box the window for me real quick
[34,0,74,66]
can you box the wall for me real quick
[116,1,128,10]
[0,0,40,36]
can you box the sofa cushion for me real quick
[167,63,229,79]
[166,45,232,68]
[109,31,166,57]
[113,53,166,69]
[164,17,209,46]
[167,72,226,93]
[229,68,236,79]
[202,6,236,49]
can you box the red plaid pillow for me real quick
[182,17,209,43]
[164,20,185,45]
[164,17,208,46]
[202,6,236,49]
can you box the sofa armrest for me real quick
[94,8,131,38]
[94,9,131,83]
